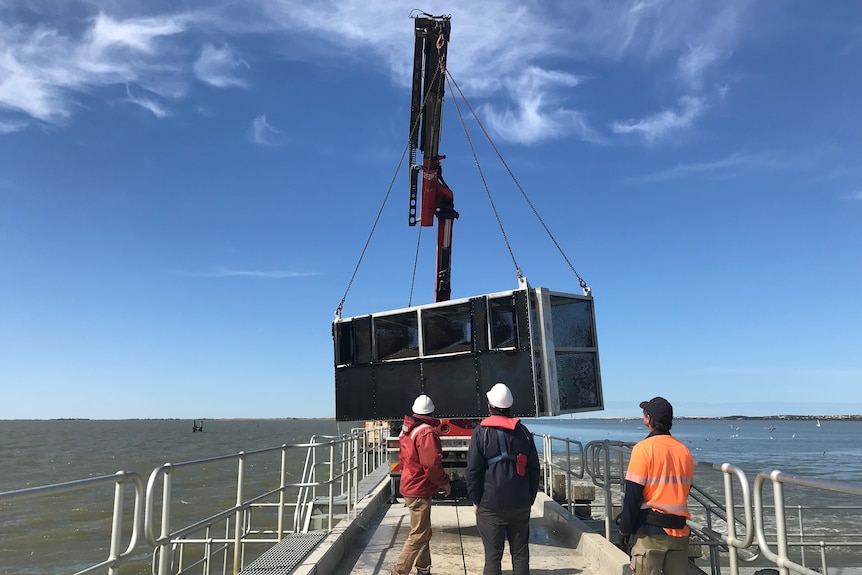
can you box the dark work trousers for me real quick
[475,505,531,575]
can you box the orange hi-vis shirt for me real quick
[625,433,694,537]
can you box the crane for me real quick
[333,13,603,498]
[408,13,459,303]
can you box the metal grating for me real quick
[239,531,328,574]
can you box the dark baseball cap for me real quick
[639,396,673,426]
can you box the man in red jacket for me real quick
[391,394,451,575]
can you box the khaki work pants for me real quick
[630,533,690,575]
[393,496,433,575]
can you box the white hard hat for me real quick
[412,394,435,415]
[486,383,514,409]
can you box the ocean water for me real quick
[1,417,860,573]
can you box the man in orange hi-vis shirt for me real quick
[619,396,694,575]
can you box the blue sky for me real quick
[1,1,860,420]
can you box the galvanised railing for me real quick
[0,471,144,575]
[536,436,862,575]
[0,425,390,575]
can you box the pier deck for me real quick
[332,498,620,575]
[252,473,631,575]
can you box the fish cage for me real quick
[333,284,603,421]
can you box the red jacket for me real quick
[398,414,450,498]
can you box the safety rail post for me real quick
[223,518,230,573]
[108,476,128,575]
[818,542,827,575]
[312,439,318,529]
[232,453,246,575]
[795,506,805,569]
[278,445,288,541]
[294,436,316,533]
[354,432,360,509]
[774,475,789,575]
[203,525,212,575]
[339,435,346,499]
[542,435,553,495]
[329,441,336,530]
[565,440,573,516]
[540,435,551,495]
[157,466,173,575]
[705,505,719,575]
[753,470,797,575]
[724,468,739,575]
[602,442,613,539]
[346,432,353,510]
[345,433,352,516]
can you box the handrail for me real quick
[691,461,755,547]
[753,469,862,575]
[0,425,390,575]
[688,461,755,575]
[539,435,586,521]
[584,439,632,538]
[142,428,389,575]
[536,434,862,575]
[0,471,144,575]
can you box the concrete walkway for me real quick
[332,495,629,575]
[251,471,630,575]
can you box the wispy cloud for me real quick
[125,85,168,118]
[193,43,249,88]
[611,96,705,142]
[624,152,762,183]
[0,1,752,143]
[196,268,318,279]
[674,6,741,91]
[249,114,279,145]
[0,118,27,134]
[843,190,862,201]
[0,12,186,123]
[677,44,722,91]
[479,67,601,144]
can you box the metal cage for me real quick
[333,286,602,420]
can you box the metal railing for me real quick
[0,425,390,575]
[539,434,586,514]
[753,470,862,575]
[536,436,862,575]
[0,471,144,575]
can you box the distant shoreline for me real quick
[690,414,862,421]
[599,414,862,421]
[4,414,859,422]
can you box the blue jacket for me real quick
[465,415,540,511]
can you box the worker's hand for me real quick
[442,483,451,497]
[473,504,478,514]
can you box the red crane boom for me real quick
[408,13,459,303]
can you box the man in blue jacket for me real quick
[465,383,540,575]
